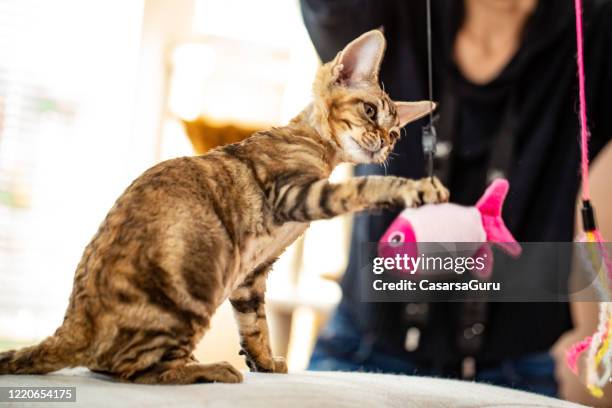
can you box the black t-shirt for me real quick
[300,0,612,369]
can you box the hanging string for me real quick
[426,0,434,127]
[422,0,437,179]
[573,0,611,281]
[574,0,590,202]
[566,0,612,398]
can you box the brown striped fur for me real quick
[0,30,448,384]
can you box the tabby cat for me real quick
[0,30,448,384]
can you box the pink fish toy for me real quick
[378,179,522,278]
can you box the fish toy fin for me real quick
[476,179,522,257]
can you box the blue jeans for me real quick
[309,304,558,398]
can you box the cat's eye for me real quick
[363,102,377,120]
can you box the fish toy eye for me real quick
[389,231,405,247]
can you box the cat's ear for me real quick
[396,101,436,128]
[334,29,386,87]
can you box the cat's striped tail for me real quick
[0,333,75,375]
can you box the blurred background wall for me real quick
[0,0,350,371]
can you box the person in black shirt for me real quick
[300,0,612,400]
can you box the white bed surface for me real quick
[0,368,586,408]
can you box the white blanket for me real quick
[0,368,586,408]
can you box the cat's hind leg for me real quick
[130,360,243,384]
[230,262,287,374]
[92,324,243,384]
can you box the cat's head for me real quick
[311,30,435,164]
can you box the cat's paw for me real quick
[271,356,288,374]
[200,361,244,383]
[418,176,449,204]
[241,351,288,374]
[398,186,422,208]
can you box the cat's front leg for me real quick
[274,175,449,223]
[229,262,287,374]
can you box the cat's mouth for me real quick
[350,137,386,162]
[340,134,388,163]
